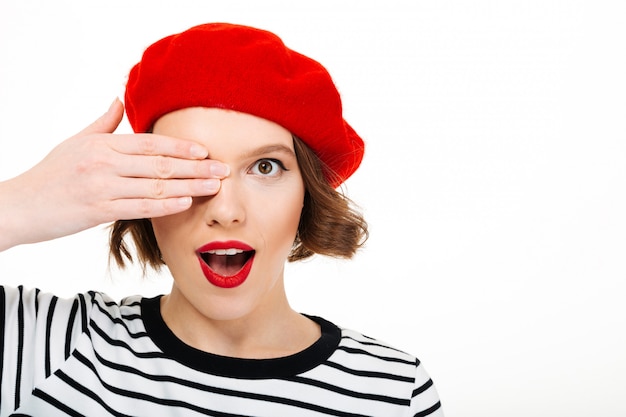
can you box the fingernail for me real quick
[190,144,208,159]
[203,179,221,192]
[106,97,119,114]
[210,162,230,177]
[177,196,192,207]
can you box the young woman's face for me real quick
[151,108,305,322]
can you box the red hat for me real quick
[125,23,364,187]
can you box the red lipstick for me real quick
[196,241,255,288]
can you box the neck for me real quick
[160,281,320,359]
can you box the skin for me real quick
[0,99,230,251]
[153,107,321,359]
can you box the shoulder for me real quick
[79,292,147,341]
[316,317,424,388]
[0,285,144,335]
[331,322,444,416]
[336,325,420,367]
[88,291,143,317]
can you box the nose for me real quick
[203,178,246,227]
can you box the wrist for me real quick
[0,176,32,251]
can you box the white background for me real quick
[1,1,625,415]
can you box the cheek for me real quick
[150,220,175,258]
[278,194,304,236]
[256,192,303,242]
[150,210,196,250]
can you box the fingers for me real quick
[109,133,210,160]
[68,101,232,222]
[114,153,229,179]
[111,177,222,200]
[110,197,196,220]
[76,100,210,162]
[77,100,211,163]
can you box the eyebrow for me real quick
[239,144,296,160]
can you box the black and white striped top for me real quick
[0,286,443,416]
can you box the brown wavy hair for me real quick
[109,136,368,270]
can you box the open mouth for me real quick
[196,241,256,288]
[199,248,255,277]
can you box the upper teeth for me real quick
[205,248,244,255]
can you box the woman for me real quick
[0,23,442,416]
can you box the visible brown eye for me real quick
[250,158,287,177]
[258,160,273,175]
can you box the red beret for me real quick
[125,23,364,187]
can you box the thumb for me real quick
[78,98,125,136]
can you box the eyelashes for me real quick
[249,158,289,177]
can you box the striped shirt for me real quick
[0,286,443,416]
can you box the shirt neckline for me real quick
[141,295,341,379]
